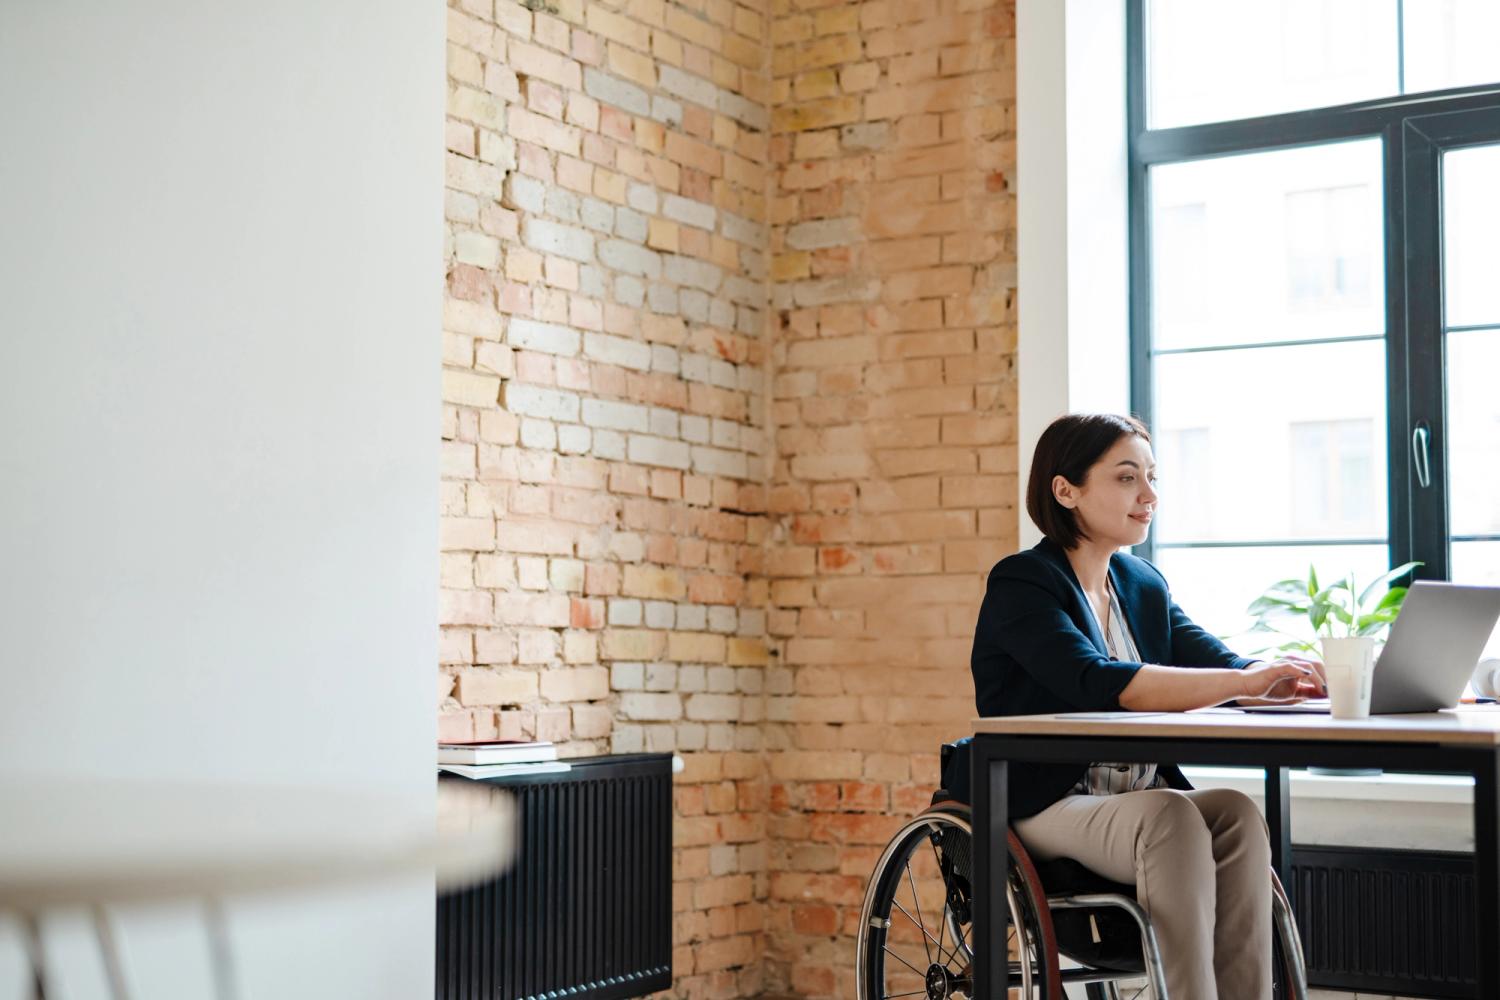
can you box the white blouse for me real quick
[1071,576,1164,796]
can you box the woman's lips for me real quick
[1129,513,1152,523]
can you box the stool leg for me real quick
[19,913,49,1000]
[204,898,241,1000]
[92,905,133,1000]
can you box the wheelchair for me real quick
[855,743,1310,999]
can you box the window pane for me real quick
[1442,144,1500,329]
[1152,340,1388,544]
[1403,0,1500,96]
[1446,330,1500,537]
[1152,543,1390,651]
[1151,140,1384,351]
[1453,542,1500,587]
[1147,0,1398,128]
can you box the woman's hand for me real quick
[1236,654,1327,705]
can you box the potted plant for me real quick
[1242,562,1420,774]
[1243,561,1422,659]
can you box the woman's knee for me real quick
[1198,788,1269,832]
[1193,788,1272,861]
[1138,790,1212,857]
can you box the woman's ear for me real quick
[1051,474,1077,510]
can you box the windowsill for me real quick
[1180,765,1474,803]
[1181,765,1474,852]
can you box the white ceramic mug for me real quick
[1472,657,1500,698]
[1321,637,1377,719]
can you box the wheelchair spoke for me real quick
[929,917,964,971]
[902,860,933,965]
[881,991,927,999]
[891,896,965,973]
[882,945,926,977]
[889,898,945,962]
[927,837,947,960]
[924,839,960,971]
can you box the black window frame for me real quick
[1127,0,1500,591]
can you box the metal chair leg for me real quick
[1048,894,1169,1000]
[1049,872,1306,1000]
[1270,871,1309,1000]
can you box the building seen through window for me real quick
[1133,0,1500,646]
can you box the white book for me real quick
[438,761,572,780]
[436,741,558,765]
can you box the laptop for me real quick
[1237,581,1500,715]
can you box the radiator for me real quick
[436,753,674,1000]
[1291,845,1475,998]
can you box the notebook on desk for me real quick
[1237,581,1500,716]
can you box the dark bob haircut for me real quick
[1025,413,1152,550]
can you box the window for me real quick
[1290,419,1376,534]
[1153,427,1210,540]
[1284,185,1373,310]
[1152,203,1208,325]
[1129,1,1500,643]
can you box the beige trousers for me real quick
[1013,787,1272,1000]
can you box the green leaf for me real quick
[1357,561,1423,607]
[1344,572,1358,635]
[1307,563,1319,597]
[1310,584,1345,622]
[1246,595,1308,616]
[1373,586,1408,612]
[1355,609,1398,631]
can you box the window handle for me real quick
[1412,422,1432,489]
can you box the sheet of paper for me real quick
[1061,711,1168,720]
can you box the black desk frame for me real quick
[971,733,1500,999]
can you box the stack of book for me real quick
[437,740,570,780]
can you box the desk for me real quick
[970,707,1500,999]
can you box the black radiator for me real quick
[436,753,673,1000]
[1292,845,1475,998]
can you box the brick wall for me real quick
[761,1,1016,994]
[438,0,1016,995]
[440,0,776,994]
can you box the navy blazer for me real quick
[970,536,1258,819]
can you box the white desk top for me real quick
[0,779,515,912]
[973,704,1500,746]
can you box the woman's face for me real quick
[1052,434,1159,549]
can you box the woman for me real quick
[970,413,1325,999]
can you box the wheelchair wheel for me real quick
[856,805,1061,999]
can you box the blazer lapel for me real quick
[1035,538,1109,656]
[1108,558,1154,664]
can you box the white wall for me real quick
[0,2,442,996]
[1016,0,1131,549]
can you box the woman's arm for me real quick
[1118,660,1321,712]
